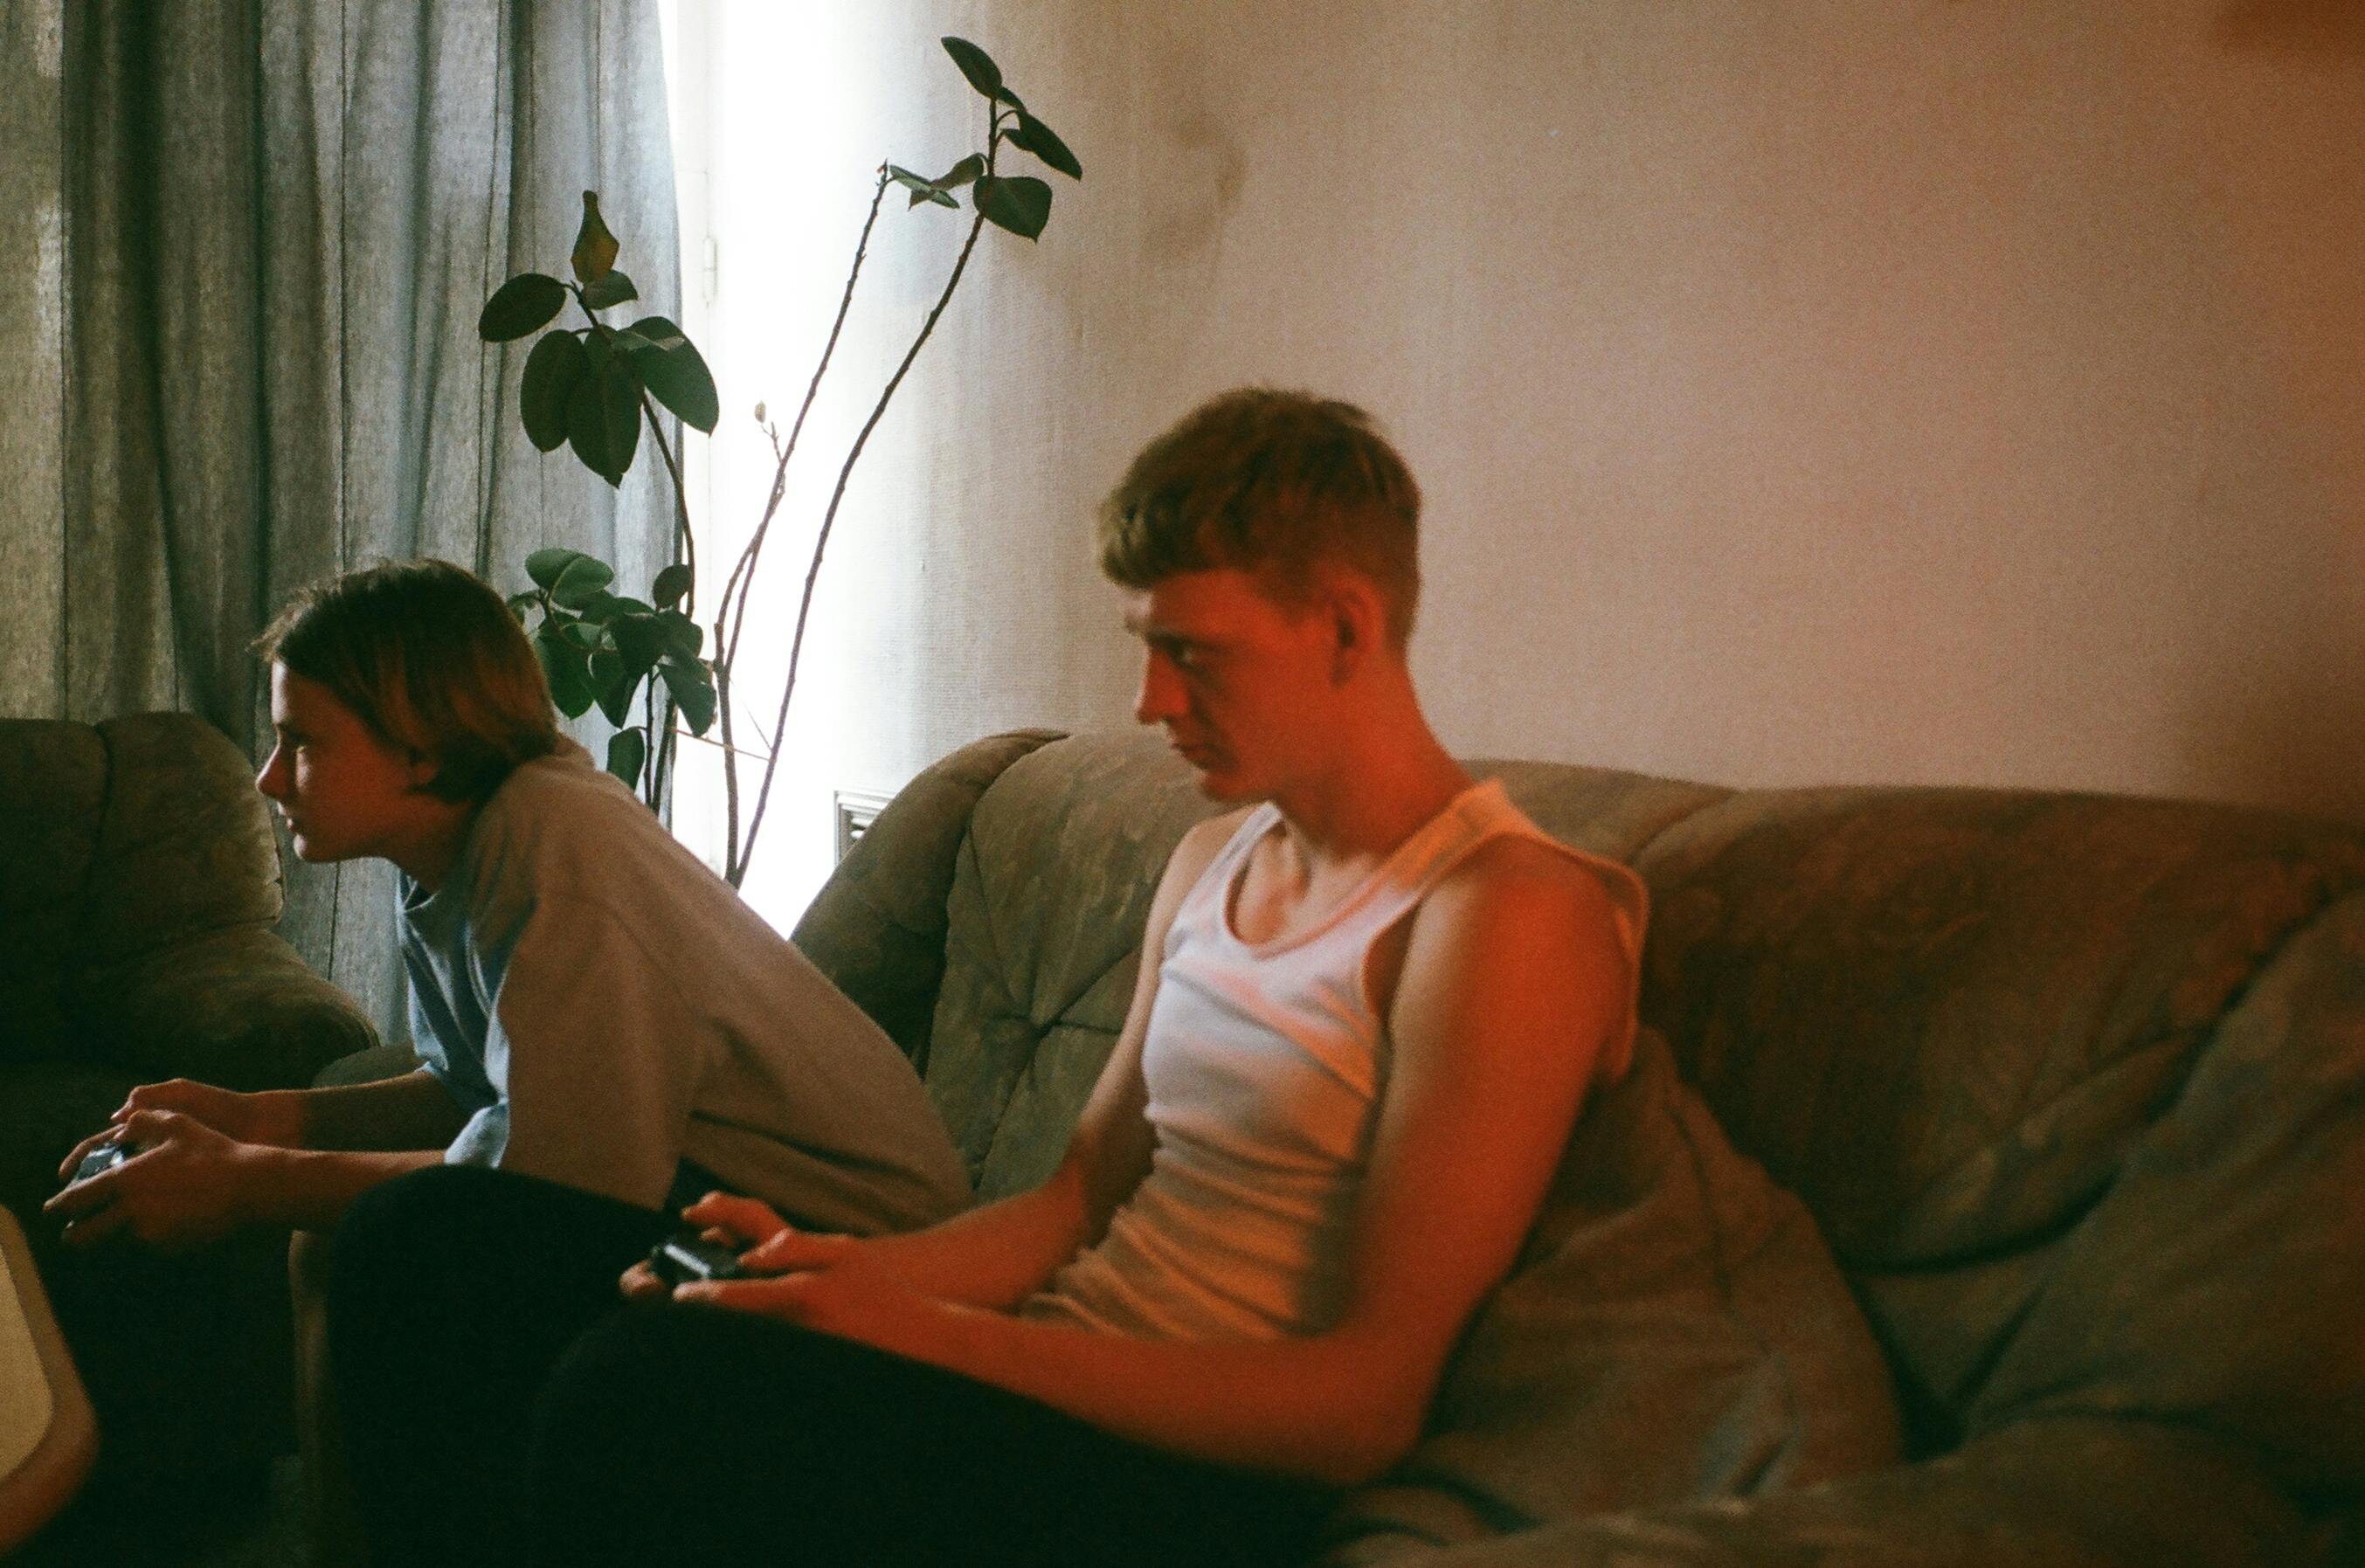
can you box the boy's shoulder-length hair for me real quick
[254,558,560,804]
[1096,388,1423,647]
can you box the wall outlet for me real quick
[832,788,895,862]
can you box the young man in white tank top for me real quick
[327,390,1642,1568]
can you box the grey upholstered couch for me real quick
[793,728,2365,1568]
[0,713,377,1529]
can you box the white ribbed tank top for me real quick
[1021,778,1647,1343]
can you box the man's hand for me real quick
[43,1108,272,1251]
[680,1252,962,1365]
[618,1191,813,1299]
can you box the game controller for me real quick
[70,1138,133,1185]
[647,1230,746,1286]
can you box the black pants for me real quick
[328,1165,1332,1568]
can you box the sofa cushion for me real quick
[75,712,285,966]
[1973,888,2365,1504]
[0,722,107,1066]
[1320,1029,1900,1562]
[1630,788,2365,1452]
[926,732,1225,1197]
[794,729,1063,1075]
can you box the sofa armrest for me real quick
[1347,1419,2323,1568]
[312,1041,422,1089]
[792,729,1065,1072]
[65,925,377,1093]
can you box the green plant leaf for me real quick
[505,590,543,625]
[480,273,568,342]
[611,612,664,677]
[520,331,590,452]
[886,164,960,210]
[527,548,590,591]
[605,727,647,791]
[623,315,688,353]
[636,335,720,434]
[974,175,1052,240]
[568,361,642,485]
[655,608,702,660]
[1008,112,1081,179]
[571,190,620,284]
[580,269,637,311]
[653,563,693,610]
[560,618,605,650]
[930,153,987,190]
[533,626,595,717]
[545,553,616,611]
[660,658,717,736]
[565,376,612,482]
[941,36,1002,100]
[590,649,633,726]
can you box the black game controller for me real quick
[70,1138,134,1186]
[647,1230,746,1286]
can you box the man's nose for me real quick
[256,745,287,798]
[1134,652,1184,726]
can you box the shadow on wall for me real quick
[2183,636,2365,826]
[2216,0,2365,59]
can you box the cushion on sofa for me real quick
[1318,1029,1903,1562]
[1631,787,2365,1454]
[0,722,107,1065]
[74,712,287,966]
[794,729,1064,1076]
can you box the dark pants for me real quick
[24,1225,296,1562]
[328,1164,1332,1568]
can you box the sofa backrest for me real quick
[798,729,2365,1491]
[0,713,287,1065]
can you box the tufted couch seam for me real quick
[1878,866,2365,1249]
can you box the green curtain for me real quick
[0,0,681,1037]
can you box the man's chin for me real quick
[1189,765,1259,805]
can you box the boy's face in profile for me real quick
[1122,567,1338,805]
[256,662,434,865]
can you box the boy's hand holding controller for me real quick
[45,1106,277,1251]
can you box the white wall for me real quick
[674,0,2365,926]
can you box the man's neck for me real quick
[1264,697,1470,870]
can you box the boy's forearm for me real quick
[292,1069,470,1152]
[236,1144,447,1231]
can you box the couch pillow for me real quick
[0,722,107,1067]
[1319,1029,1901,1563]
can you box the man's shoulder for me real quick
[1171,806,1258,873]
[1418,832,1634,965]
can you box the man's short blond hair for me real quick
[1097,389,1423,647]
[254,559,559,804]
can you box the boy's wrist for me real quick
[252,1088,312,1150]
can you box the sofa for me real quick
[0,713,378,1540]
[792,727,2365,1567]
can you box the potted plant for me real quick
[477,35,1080,888]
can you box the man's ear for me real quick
[405,749,442,793]
[1324,571,1386,686]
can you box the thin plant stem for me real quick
[637,391,694,809]
[715,175,892,883]
[737,114,1008,881]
